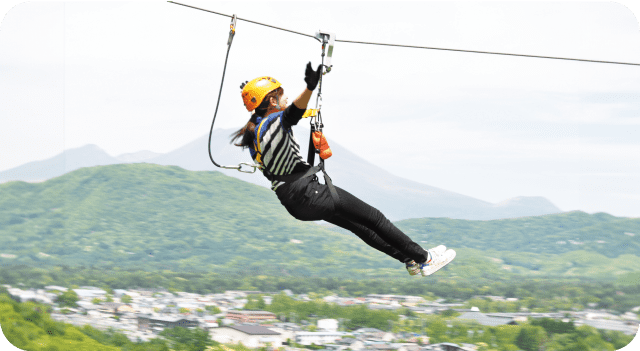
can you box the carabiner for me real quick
[238,162,261,173]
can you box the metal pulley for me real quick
[315,30,335,73]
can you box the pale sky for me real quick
[1,1,640,218]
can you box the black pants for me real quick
[275,175,429,264]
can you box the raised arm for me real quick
[282,62,323,127]
[294,62,322,109]
[293,87,313,110]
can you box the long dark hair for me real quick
[230,88,282,149]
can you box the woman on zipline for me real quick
[230,62,455,277]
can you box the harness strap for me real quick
[254,117,269,166]
[318,161,340,206]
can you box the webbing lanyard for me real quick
[207,14,263,174]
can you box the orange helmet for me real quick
[241,76,282,112]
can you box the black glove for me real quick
[304,62,322,91]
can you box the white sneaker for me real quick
[428,245,447,257]
[406,245,446,276]
[420,249,456,276]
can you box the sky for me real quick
[1,0,640,219]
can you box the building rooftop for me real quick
[137,314,198,322]
[227,310,276,315]
[297,332,347,336]
[45,286,68,292]
[227,325,281,335]
[457,311,517,327]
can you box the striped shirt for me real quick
[250,104,311,191]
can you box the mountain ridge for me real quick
[1,130,562,220]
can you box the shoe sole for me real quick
[421,249,456,276]
[407,245,447,276]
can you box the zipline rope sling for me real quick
[205,12,340,203]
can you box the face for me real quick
[271,90,288,111]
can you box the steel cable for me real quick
[169,1,640,67]
[335,39,640,67]
[168,1,320,41]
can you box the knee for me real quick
[368,206,390,228]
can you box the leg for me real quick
[324,213,412,263]
[276,176,429,264]
[331,185,429,264]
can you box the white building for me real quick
[113,289,140,298]
[295,331,347,345]
[7,288,53,304]
[73,288,107,299]
[210,325,283,348]
[44,286,68,292]
[318,319,339,332]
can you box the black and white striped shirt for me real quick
[250,104,311,191]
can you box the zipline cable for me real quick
[168,1,320,42]
[335,39,640,67]
[168,1,640,67]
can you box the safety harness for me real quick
[252,113,340,204]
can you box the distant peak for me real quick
[493,196,561,215]
[64,144,106,153]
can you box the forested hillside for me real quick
[1,164,638,280]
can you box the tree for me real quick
[426,319,448,343]
[515,325,546,351]
[257,295,267,310]
[55,290,79,307]
[440,309,460,317]
[206,305,221,314]
[159,326,215,351]
[531,317,575,334]
[120,294,133,303]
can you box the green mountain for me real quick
[389,213,640,257]
[0,164,374,277]
[1,164,638,280]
